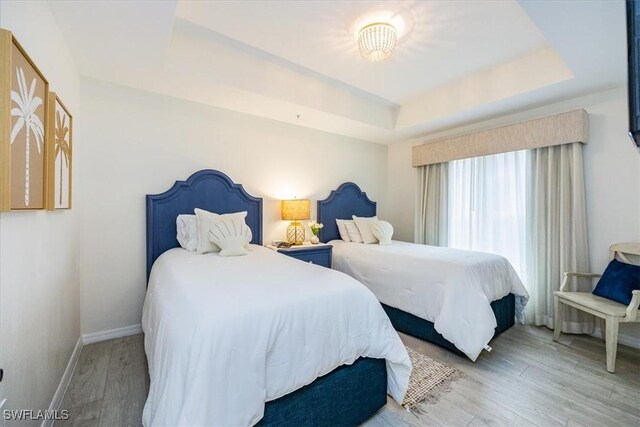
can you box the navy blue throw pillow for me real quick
[592,259,640,305]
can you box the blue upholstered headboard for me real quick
[146,169,263,279]
[317,182,377,243]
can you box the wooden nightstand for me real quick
[271,244,332,269]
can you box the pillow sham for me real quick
[195,208,248,254]
[209,217,253,257]
[344,220,364,243]
[335,219,352,242]
[592,259,640,305]
[371,220,394,245]
[176,214,198,252]
[352,215,379,244]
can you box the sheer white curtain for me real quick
[447,150,528,284]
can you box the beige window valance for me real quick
[412,109,589,167]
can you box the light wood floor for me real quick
[57,325,639,427]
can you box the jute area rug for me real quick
[402,345,463,410]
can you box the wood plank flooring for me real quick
[57,335,149,427]
[57,326,639,426]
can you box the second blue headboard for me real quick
[317,182,377,243]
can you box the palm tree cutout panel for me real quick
[54,108,70,207]
[10,66,44,207]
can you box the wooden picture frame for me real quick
[46,93,72,210]
[0,29,49,211]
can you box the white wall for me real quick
[0,0,81,422]
[387,86,640,343]
[77,78,387,335]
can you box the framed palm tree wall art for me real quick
[46,93,72,210]
[0,29,49,211]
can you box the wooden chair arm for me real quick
[565,272,602,278]
[559,272,602,292]
[626,290,640,321]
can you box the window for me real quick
[447,150,528,281]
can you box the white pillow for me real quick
[176,214,198,252]
[195,208,247,254]
[209,217,253,257]
[352,215,379,244]
[335,219,352,242]
[371,220,394,245]
[344,220,364,243]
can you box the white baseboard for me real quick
[592,327,640,349]
[42,336,83,427]
[81,323,143,345]
[42,324,143,427]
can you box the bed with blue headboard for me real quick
[317,182,518,357]
[144,169,389,426]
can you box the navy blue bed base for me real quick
[258,357,387,427]
[382,293,516,355]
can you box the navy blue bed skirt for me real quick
[382,293,516,355]
[257,357,387,427]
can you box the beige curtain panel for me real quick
[415,163,448,246]
[412,109,589,167]
[525,142,592,333]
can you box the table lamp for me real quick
[281,199,310,245]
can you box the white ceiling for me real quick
[48,0,627,144]
[176,0,549,104]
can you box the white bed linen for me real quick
[142,246,411,427]
[330,240,529,361]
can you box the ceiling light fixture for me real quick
[358,22,397,62]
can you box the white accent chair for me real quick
[553,242,640,373]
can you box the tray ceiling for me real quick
[49,0,626,143]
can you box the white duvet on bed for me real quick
[330,240,529,361]
[142,246,411,427]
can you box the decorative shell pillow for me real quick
[194,208,248,254]
[208,217,253,257]
[371,220,394,245]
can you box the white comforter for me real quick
[142,246,411,427]
[330,241,529,361]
